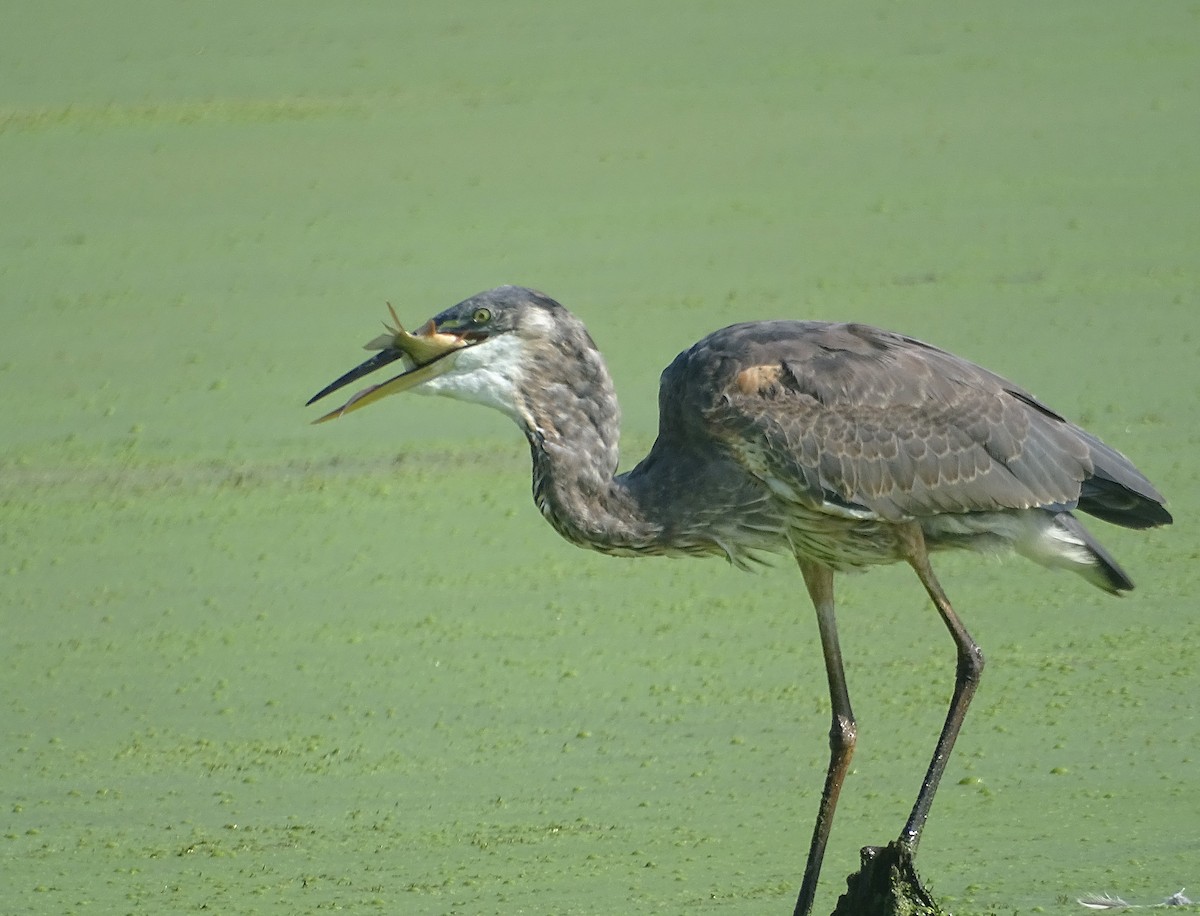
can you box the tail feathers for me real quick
[1080,473,1173,530]
[1016,512,1134,595]
[1078,435,1172,530]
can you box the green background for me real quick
[3,3,1197,914]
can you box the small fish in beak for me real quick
[306,304,468,423]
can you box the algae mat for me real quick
[3,3,1198,914]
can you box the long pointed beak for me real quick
[306,308,468,423]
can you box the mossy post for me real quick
[829,842,949,916]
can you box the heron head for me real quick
[306,286,562,423]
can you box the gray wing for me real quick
[658,320,1168,526]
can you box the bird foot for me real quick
[829,841,948,916]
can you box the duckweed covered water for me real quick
[3,3,1198,914]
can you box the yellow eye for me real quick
[472,307,491,324]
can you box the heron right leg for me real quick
[898,523,985,851]
[793,558,856,916]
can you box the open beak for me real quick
[306,304,469,423]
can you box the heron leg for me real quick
[793,558,856,916]
[898,524,985,851]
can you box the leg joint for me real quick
[829,712,857,753]
[957,642,985,684]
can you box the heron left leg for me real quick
[898,523,985,851]
[793,558,857,916]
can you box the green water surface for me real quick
[3,3,1198,914]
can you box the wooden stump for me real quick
[829,842,948,916]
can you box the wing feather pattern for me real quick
[655,320,1169,527]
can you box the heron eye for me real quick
[472,307,492,325]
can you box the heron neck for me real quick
[520,371,660,553]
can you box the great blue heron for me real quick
[307,286,1171,916]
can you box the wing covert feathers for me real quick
[657,320,1169,528]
